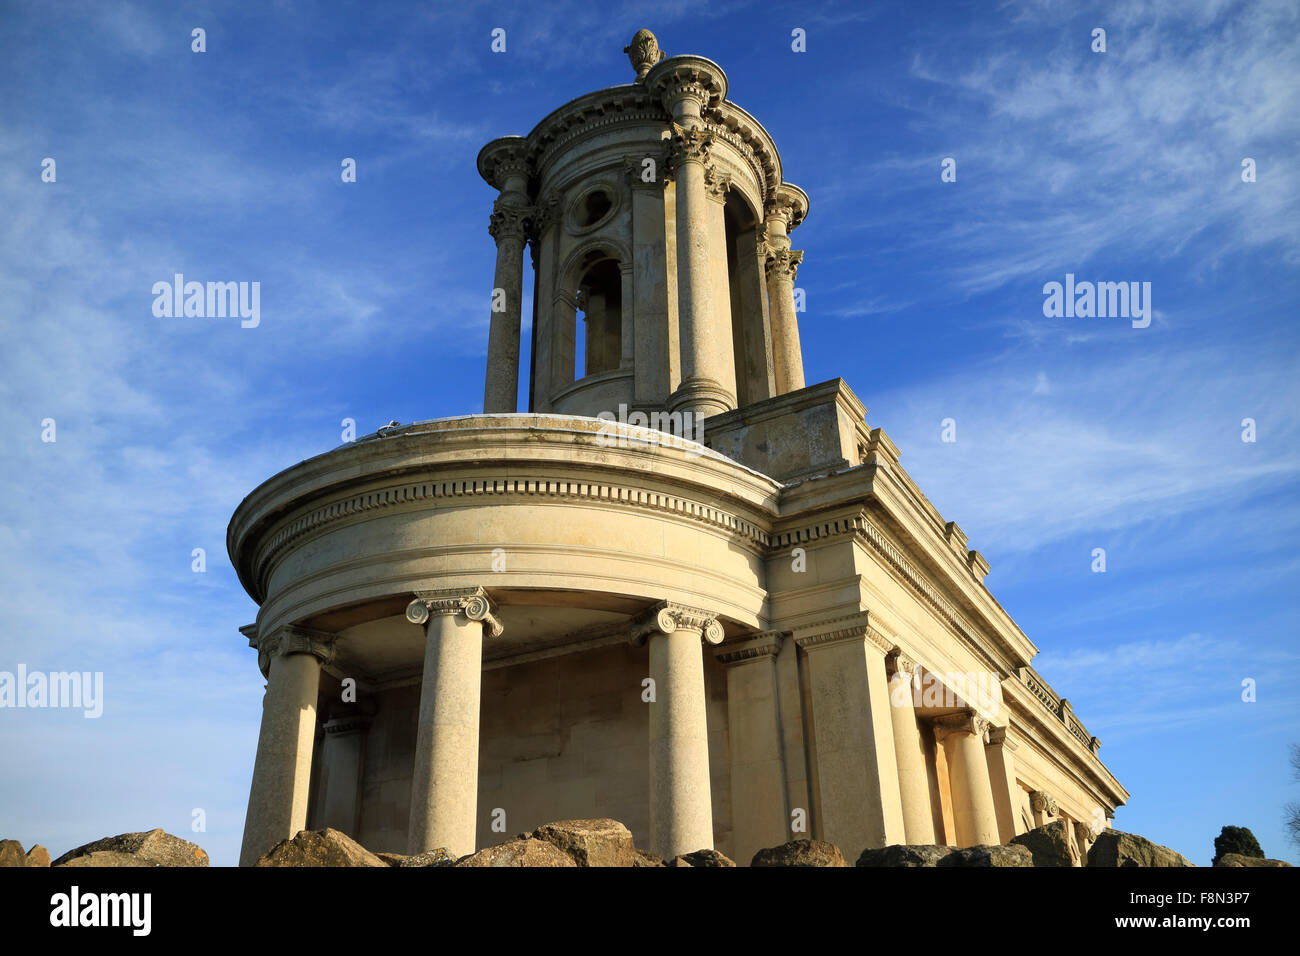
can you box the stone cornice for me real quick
[793,611,894,656]
[629,601,724,646]
[714,630,787,664]
[406,587,503,638]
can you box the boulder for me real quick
[454,838,577,867]
[530,818,637,867]
[0,840,28,867]
[1010,821,1074,867]
[52,829,209,867]
[856,844,952,867]
[254,828,387,867]
[398,848,457,867]
[938,844,1032,867]
[668,849,736,867]
[375,852,407,866]
[25,845,51,867]
[1214,853,1292,868]
[1087,829,1194,867]
[632,849,665,867]
[58,852,162,867]
[751,839,848,867]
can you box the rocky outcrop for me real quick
[632,849,665,867]
[25,845,51,867]
[938,844,1033,867]
[856,844,954,867]
[0,841,27,867]
[530,819,637,867]
[1087,829,1195,867]
[454,837,576,867]
[751,839,848,867]
[1010,821,1074,867]
[254,828,387,867]
[1214,853,1292,867]
[53,829,209,868]
[668,849,736,867]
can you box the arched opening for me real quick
[725,192,774,405]
[575,257,623,379]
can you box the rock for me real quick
[398,848,457,867]
[254,828,387,867]
[454,838,577,867]
[856,844,952,867]
[0,840,28,867]
[751,839,848,867]
[1214,853,1292,867]
[530,818,637,867]
[1010,821,1074,867]
[375,852,407,866]
[58,852,162,867]
[668,849,736,867]
[52,829,209,867]
[25,845,51,867]
[938,844,1032,867]
[632,849,665,867]
[1087,829,1194,867]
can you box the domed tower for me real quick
[478,29,809,421]
[229,30,1127,868]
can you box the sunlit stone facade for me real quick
[230,30,1127,866]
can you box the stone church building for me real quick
[229,31,1127,866]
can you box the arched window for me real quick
[575,257,622,378]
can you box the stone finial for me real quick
[625,29,665,81]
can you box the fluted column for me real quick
[886,651,936,844]
[405,587,502,858]
[480,139,532,413]
[647,58,735,418]
[239,625,334,866]
[934,711,1001,847]
[632,601,724,860]
[763,184,810,394]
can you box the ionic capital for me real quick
[630,601,724,646]
[885,648,919,680]
[1029,790,1059,816]
[986,724,1019,752]
[253,624,336,677]
[406,587,503,638]
[933,710,991,744]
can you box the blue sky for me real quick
[1,0,1297,867]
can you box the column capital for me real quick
[933,710,991,744]
[488,200,532,244]
[253,624,336,676]
[714,630,788,665]
[987,724,1019,751]
[645,57,727,117]
[1030,789,1058,816]
[630,601,724,646]
[793,611,894,656]
[406,587,503,638]
[765,248,803,282]
[666,124,713,169]
[532,189,562,236]
[885,648,919,680]
[763,183,810,233]
[477,137,532,191]
[704,166,731,204]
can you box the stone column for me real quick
[405,587,502,858]
[239,625,334,866]
[618,261,635,369]
[715,632,790,866]
[632,601,724,860]
[885,651,936,845]
[985,725,1025,843]
[934,711,1001,847]
[648,59,736,418]
[319,712,370,835]
[626,153,674,408]
[480,140,532,413]
[763,185,809,395]
[795,615,905,854]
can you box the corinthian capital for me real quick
[488,200,531,244]
[667,125,713,169]
[765,248,803,282]
[630,601,724,646]
[704,165,731,203]
[406,587,503,638]
[933,710,991,743]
